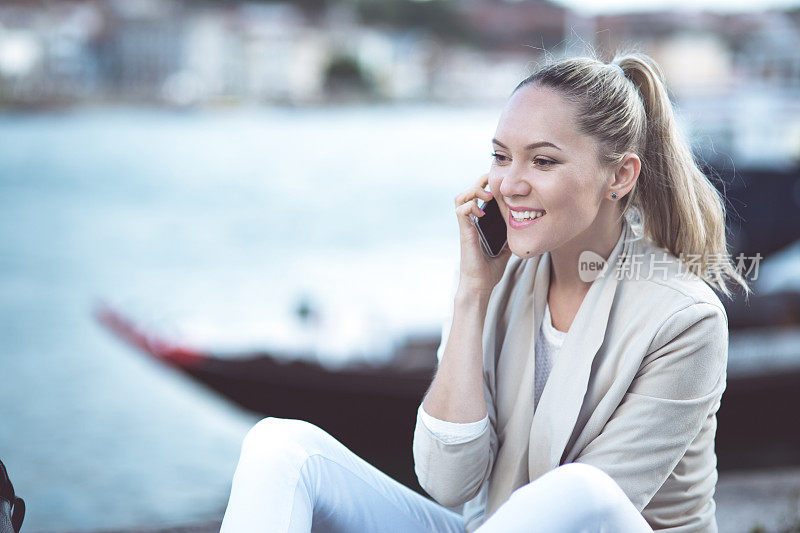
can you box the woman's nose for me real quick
[498,169,530,198]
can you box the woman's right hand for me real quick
[454,173,512,294]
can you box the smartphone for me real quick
[470,195,508,257]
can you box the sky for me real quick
[552,0,800,14]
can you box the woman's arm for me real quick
[412,270,499,507]
[422,287,492,423]
[413,174,509,507]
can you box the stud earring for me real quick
[610,192,618,199]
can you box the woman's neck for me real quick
[545,216,622,333]
[548,215,623,297]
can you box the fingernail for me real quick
[479,209,485,215]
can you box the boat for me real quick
[94,288,800,496]
[94,302,436,494]
[701,164,800,262]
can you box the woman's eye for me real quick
[491,152,509,163]
[533,157,556,168]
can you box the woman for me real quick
[220,51,750,532]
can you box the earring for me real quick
[610,192,618,199]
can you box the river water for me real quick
[0,104,501,531]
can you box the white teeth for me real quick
[511,210,545,221]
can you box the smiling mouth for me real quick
[509,209,546,222]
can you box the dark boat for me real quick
[95,288,800,495]
[703,164,800,261]
[94,302,436,495]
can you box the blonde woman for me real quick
[220,50,749,533]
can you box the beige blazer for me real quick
[413,216,729,532]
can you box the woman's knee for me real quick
[239,417,332,464]
[551,462,619,492]
[512,463,628,518]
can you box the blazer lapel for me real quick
[485,251,547,515]
[527,219,636,480]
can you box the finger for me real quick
[474,173,490,188]
[456,198,484,220]
[454,185,493,207]
[454,187,477,207]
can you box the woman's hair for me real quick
[513,49,751,301]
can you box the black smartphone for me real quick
[470,196,508,257]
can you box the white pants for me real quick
[221,417,654,533]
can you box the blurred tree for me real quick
[323,54,375,97]
[185,0,473,42]
[354,0,471,43]
[188,0,331,20]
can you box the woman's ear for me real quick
[610,153,640,199]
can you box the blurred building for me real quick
[182,3,328,105]
[96,0,184,102]
[0,1,105,106]
[0,0,798,166]
[454,0,567,52]
[590,8,800,169]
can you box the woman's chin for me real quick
[508,240,546,258]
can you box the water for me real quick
[0,104,502,531]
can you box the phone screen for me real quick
[474,197,508,257]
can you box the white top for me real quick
[420,301,566,443]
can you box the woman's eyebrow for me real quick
[492,138,562,151]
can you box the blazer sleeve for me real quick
[574,301,729,512]
[418,402,488,444]
[411,262,500,508]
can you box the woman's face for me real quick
[488,85,611,258]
